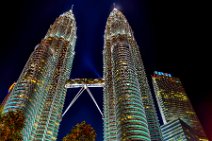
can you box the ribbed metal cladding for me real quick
[131,42,163,140]
[103,41,117,141]
[112,40,150,141]
[103,8,151,141]
[3,9,76,141]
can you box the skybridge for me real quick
[62,78,104,118]
[65,78,104,88]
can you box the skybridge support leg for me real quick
[62,87,85,117]
[86,87,103,117]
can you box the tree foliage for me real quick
[0,110,25,141]
[0,106,3,116]
[63,121,96,141]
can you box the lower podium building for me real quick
[161,119,199,141]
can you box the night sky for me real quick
[0,0,211,140]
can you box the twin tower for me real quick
[3,8,162,140]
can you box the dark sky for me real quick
[0,0,211,140]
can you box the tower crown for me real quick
[109,7,121,17]
[105,8,132,38]
[60,8,75,20]
[45,7,77,41]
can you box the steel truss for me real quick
[62,78,104,117]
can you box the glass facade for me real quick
[3,9,77,140]
[103,8,162,141]
[152,71,208,140]
[161,119,199,141]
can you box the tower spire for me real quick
[113,3,116,9]
[71,4,74,11]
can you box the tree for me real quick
[0,106,2,113]
[63,121,96,141]
[0,110,25,141]
[0,105,3,119]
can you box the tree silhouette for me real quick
[63,121,96,141]
[0,106,3,115]
[0,110,25,141]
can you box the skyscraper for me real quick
[3,9,77,141]
[152,71,208,140]
[103,8,162,141]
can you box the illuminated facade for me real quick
[103,8,162,141]
[1,82,16,107]
[152,71,208,140]
[65,78,104,88]
[3,9,76,140]
[161,119,199,141]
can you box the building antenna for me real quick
[113,3,116,9]
[71,4,74,11]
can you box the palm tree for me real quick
[63,121,96,141]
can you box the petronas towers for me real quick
[2,6,178,141]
